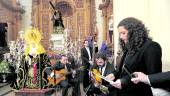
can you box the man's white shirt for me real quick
[85,47,91,60]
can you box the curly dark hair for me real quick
[118,17,151,55]
[95,52,107,61]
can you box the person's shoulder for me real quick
[81,47,85,50]
[151,41,161,46]
[91,64,98,69]
[106,62,115,68]
[66,63,72,67]
[147,40,161,49]
[142,40,162,53]
[106,63,115,71]
[142,40,160,48]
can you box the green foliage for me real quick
[53,26,64,34]
[0,60,10,73]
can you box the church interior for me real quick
[0,0,170,96]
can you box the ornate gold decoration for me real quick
[24,27,45,56]
[99,0,110,10]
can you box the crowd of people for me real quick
[40,17,170,96]
[7,16,170,96]
[1,1,169,96]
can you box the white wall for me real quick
[149,0,170,71]
[113,0,170,71]
[19,0,32,30]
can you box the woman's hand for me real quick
[131,72,149,84]
[110,79,122,89]
[105,73,115,81]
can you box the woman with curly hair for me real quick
[110,17,162,96]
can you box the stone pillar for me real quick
[20,0,32,30]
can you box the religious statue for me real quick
[49,1,65,34]
[12,27,50,89]
[52,10,64,29]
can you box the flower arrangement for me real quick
[47,50,69,66]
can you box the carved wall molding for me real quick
[98,0,113,44]
[0,0,23,41]
[74,0,84,8]
[32,0,92,49]
[89,0,97,36]
[55,1,73,17]
[99,0,110,10]
[55,0,76,13]
[32,0,40,5]
[0,0,25,13]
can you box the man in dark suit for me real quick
[131,71,170,90]
[49,55,79,96]
[81,39,98,90]
[0,23,9,55]
[87,53,116,96]
[0,23,8,47]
